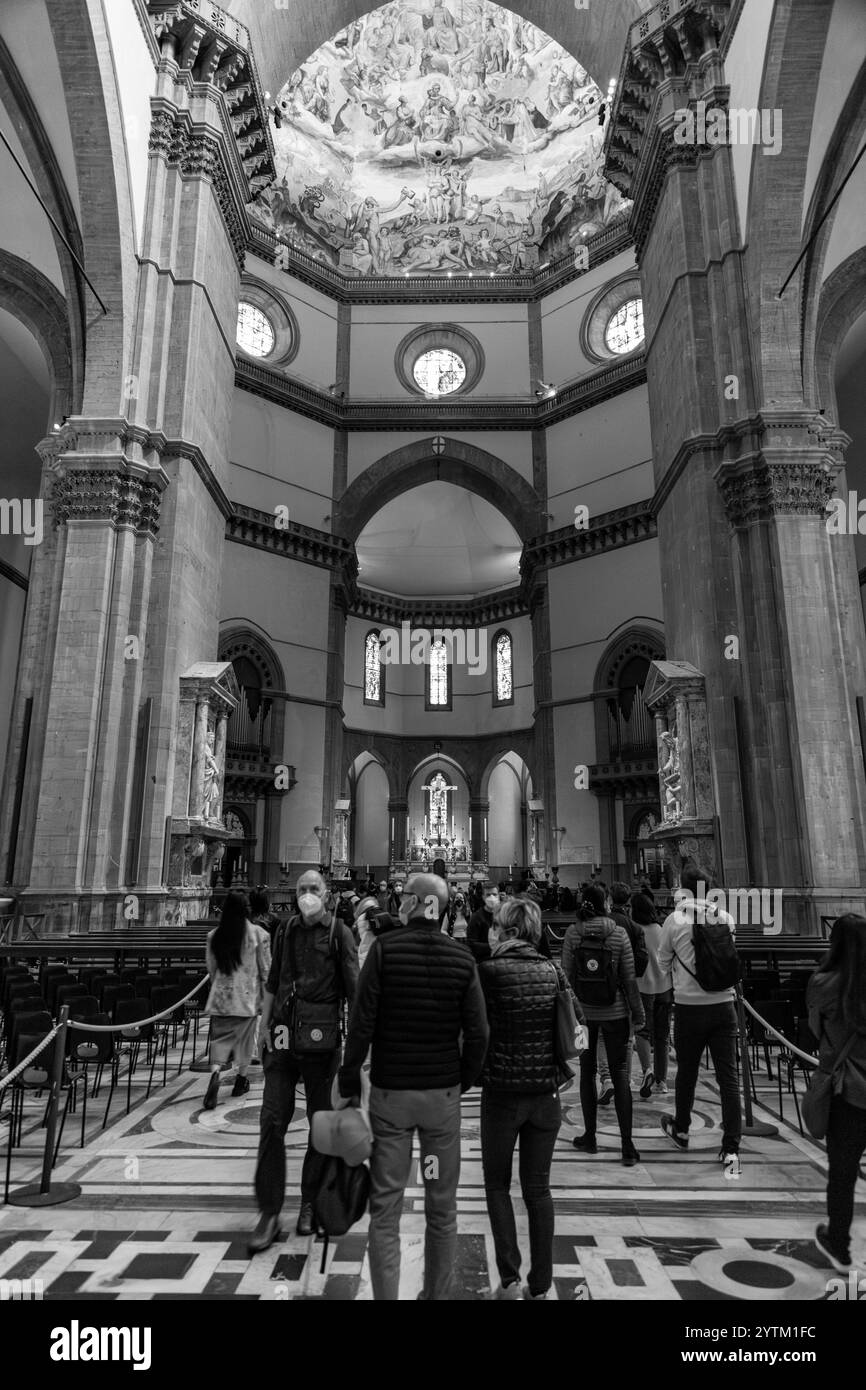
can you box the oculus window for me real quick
[604,298,645,355]
[236,302,276,358]
[412,348,467,396]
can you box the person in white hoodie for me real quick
[657,863,742,1170]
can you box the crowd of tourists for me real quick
[202,868,866,1298]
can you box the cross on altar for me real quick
[422,775,457,842]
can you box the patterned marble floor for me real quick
[1,1045,863,1300]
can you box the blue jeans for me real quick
[673,1002,742,1152]
[481,1088,561,1297]
[368,1085,462,1301]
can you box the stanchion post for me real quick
[736,987,778,1138]
[6,1004,82,1207]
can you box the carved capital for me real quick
[51,469,164,534]
[716,458,839,529]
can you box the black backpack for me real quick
[571,924,619,1006]
[676,913,740,992]
[311,1156,371,1272]
[616,912,649,979]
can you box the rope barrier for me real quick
[66,974,210,1033]
[0,1023,61,1093]
[741,996,818,1067]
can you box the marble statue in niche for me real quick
[202,729,223,822]
[659,726,682,822]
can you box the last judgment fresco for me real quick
[252,0,630,277]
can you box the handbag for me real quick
[801,1028,859,1140]
[278,918,344,1054]
[550,962,587,1081]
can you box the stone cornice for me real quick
[41,418,232,518]
[226,503,358,578]
[225,500,658,583]
[521,501,657,579]
[348,586,529,629]
[248,217,633,305]
[652,412,848,517]
[235,354,647,432]
[603,0,735,254]
[146,1,275,197]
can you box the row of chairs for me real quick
[1,960,209,1200]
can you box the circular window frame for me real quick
[235,277,299,368]
[395,323,485,397]
[581,274,645,365]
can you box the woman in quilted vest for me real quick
[807,913,866,1273]
[203,891,271,1111]
[478,895,584,1301]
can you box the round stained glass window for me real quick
[236,301,276,358]
[604,298,645,354]
[412,348,467,396]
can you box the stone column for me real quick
[388,799,408,864]
[189,700,210,819]
[604,0,866,927]
[469,798,489,863]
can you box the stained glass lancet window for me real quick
[364,630,383,704]
[494,631,513,704]
[429,772,449,838]
[428,637,449,707]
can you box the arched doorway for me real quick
[348,752,390,877]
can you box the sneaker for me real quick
[719,1150,741,1177]
[654,1081,669,1095]
[621,1145,640,1167]
[492,1281,523,1300]
[639,1070,654,1100]
[572,1134,598,1154]
[814,1223,851,1273]
[231,1074,250,1097]
[598,1087,615,1106]
[203,1072,220,1110]
[660,1113,689,1150]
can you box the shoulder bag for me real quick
[550,961,587,1083]
[801,1027,859,1141]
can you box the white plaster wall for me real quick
[802,0,866,233]
[546,385,653,528]
[724,0,775,243]
[540,248,638,385]
[821,161,866,285]
[229,390,334,529]
[103,0,154,250]
[350,302,530,398]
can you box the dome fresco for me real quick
[252,0,630,277]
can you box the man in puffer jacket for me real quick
[562,883,645,1165]
[479,896,584,1300]
[338,873,488,1300]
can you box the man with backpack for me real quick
[247,869,358,1254]
[562,883,645,1165]
[338,872,489,1300]
[657,863,742,1171]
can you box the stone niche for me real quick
[642,660,719,886]
[166,662,240,924]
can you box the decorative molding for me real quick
[717,459,841,529]
[51,470,164,534]
[226,503,358,578]
[589,759,659,799]
[235,352,647,431]
[148,107,248,266]
[146,0,275,195]
[521,501,657,579]
[249,216,633,306]
[348,586,529,629]
[393,323,485,398]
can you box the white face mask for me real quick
[298,892,322,918]
[484,895,499,911]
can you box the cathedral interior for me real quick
[0,0,865,1321]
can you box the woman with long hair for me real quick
[478,896,584,1300]
[203,891,271,1110]
[807,913,866,1271]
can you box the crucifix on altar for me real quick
[421,771,458,857]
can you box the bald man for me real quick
[248,870,358,1254]
[338,873,489,1300]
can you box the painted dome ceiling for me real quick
[252,0,629,278]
